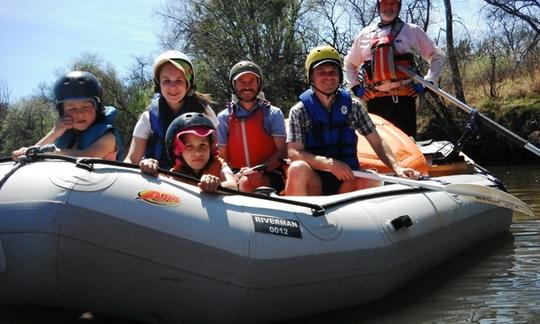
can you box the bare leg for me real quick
[283,160,322,196]
[338,178,381,194]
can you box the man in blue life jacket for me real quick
[284,45,420,196]
[11,71,123,161]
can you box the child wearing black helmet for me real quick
[140,113,237,193]
[11,71,123,161]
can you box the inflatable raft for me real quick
[0,154,513,323]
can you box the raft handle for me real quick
[75,159,94,171]
[391,215,413,231]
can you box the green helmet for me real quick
[229,60,263,94]
[304,45,343,85]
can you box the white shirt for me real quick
[132,105,219,139]
[344,21,446,88]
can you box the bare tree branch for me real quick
[443,0,465,102]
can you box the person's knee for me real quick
[287,160,311,178]
[283,160,321,195]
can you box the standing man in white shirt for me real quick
[344,0,445,137]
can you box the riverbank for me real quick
[417,91,539,162]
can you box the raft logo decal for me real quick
[252,215,302,239]
[136,190,180,207]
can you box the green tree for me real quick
[0,96,55,156]
[157,0,310,111]
[0,78,12,153]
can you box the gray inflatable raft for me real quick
[0,156,512,323]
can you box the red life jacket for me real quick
[226,103,276,169]
[362,19,414,86]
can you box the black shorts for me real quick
[266,169,285,193]
[314,170,343,195]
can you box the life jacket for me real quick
[55,106,124,161]
[171,156,224,179]
[300,89,359,170]
[226,101,276,169]
[146,95,204,168]
[361,19,415,87]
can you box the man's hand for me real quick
[325,158,354,181]
[394,166,421,180]
[244,171,265,189]
[412,83,426,96]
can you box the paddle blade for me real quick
[445,184,534,216]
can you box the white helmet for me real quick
[153,50,195,93]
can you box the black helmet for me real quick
[229,61,263,94]
[165,113,216,165]
[53,71,104,115]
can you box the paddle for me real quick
[234,164,267,177]
[353,170,534,216]
[397,65,540,157]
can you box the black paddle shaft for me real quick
[398,66,540,157]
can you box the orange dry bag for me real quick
[356,114,428,175]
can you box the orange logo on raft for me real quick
[136,190,181,207]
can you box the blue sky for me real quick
[0,0,483,101]
[0,0,163,101]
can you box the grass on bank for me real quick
[417,68,540,162]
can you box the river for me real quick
[288,163,540,324]
[0,164,538,323]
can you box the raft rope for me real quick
[0,145,57,190]
[0,159,27,190]
[1,154,466,217]
[0,154,328,217]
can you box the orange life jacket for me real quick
[361,19,415,94]
[356,114,428,175]
[227,105,276,169]
[171,156,225,179]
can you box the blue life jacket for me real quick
[55,106,124,161]
[146,94,204,168]
[300,89,359,170]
